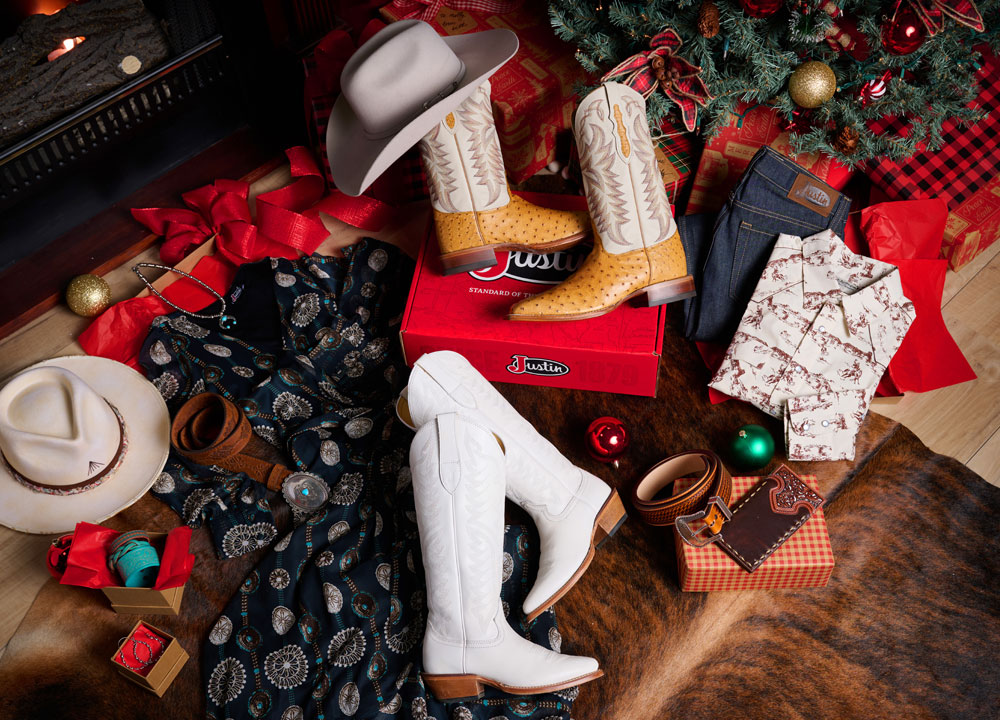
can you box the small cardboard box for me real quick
[111,621,189,697]
[942,175,1000,270]
[100,532,186,615]
[400,199,668,397]
[676,474,834,591]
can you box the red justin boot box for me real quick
[399,193,668,396]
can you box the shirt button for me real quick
[822,420,830,427]
[803,422,811,430]
[819,325,826,333]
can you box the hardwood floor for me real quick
[0,187,997,658]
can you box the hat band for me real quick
[360,62,467,141]
[1,402,128,496]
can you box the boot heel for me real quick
[422,673,486,701]
[440,246,498,275]
[593,490,627,548]
[644,275,696,307]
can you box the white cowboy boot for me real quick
[508,82,694,321]
[418,80,591,274]
[398,351,626,622]
[412,412,603,701]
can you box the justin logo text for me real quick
[470,248,587,285]
[506,355,570,377]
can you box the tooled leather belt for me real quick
[171,393,292,491]
[631,450,733,546]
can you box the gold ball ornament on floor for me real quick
[66,274,112,317]
[788,61,837,108]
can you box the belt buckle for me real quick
[675,496,733,547]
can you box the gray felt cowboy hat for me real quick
[326,19,518,197]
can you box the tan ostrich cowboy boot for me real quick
[508,82,695,321]
[419,81,591,274]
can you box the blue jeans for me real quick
[679,147,850,344]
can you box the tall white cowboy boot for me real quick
[419,80,591,275]
[398,351,626,622]
[508,82,695,321]
[411,412,603,700]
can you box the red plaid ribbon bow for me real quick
[387,0,524,23]
[905,0,985,34]
[601,29,712,132]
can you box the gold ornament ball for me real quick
[66,274,112,317]
[788,61,837,108]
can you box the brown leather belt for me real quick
[171,393,292,491]
[632,450,733,546]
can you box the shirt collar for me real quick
[799,229,911,343]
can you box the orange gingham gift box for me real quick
[675,474,834,592]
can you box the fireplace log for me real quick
[0,0,172,147]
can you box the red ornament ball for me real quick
[586,416,630,463]
[737,0,783,18]
[882,4,927,55]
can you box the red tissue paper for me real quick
[858,199,977,394]
[78,254,235,370]
[58,523,195,591]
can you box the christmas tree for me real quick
[549,0,1000,163]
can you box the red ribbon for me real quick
[387,0,524,22]
[132,147,331,267]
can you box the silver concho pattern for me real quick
[272,605,295,635]
[315,550,335,567]
[205,344,232,357]
[344,417,373,438]
[253,424,280,446]
[320,440,340,466]
[222,522,277,558]
[374,511,383,537]
[380,693,402,715]
[549,626,562,652]
[328,520,350,543]
[362,337,389,359]
[328,627,366,667]
[501,552,513,582]
[308,263,330,279]
[269,568,291,589]
[149,340,172,365]
[411,697,429,720]
[375,562,392,590]
[208,615,233,645]
[339,681,360,716]
[168,315,209,338]
[330,473,363,505]
[342,323,364,346]
[152,471,174,493]
[232,366,255,378]
[182,488,219,525]
[291,293,320,327]
[368,248,388,271]
[555,686,580,701]
[281,706,304,720]
[452,707,473,720]
[152,372,179,400]
[323,582,344,613]
[208,657,246,705]
[273,392,312,421]
[274,532,292,552]
[275,271,297,287]
[264,644,309,689]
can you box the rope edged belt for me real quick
[170,393,292,491]
[632,450,733,547]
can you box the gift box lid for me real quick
[675,473,834,591]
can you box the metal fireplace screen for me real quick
[0,36,226,211]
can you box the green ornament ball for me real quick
[727,424,775,471]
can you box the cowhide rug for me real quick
[1,318,997,720]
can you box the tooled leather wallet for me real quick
[710,465,825,573]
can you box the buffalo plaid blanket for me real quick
[865,49,1000,209]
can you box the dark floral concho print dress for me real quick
[139,240,576,720]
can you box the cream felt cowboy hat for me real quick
[326,19,518,196]
[0,356,170,534]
